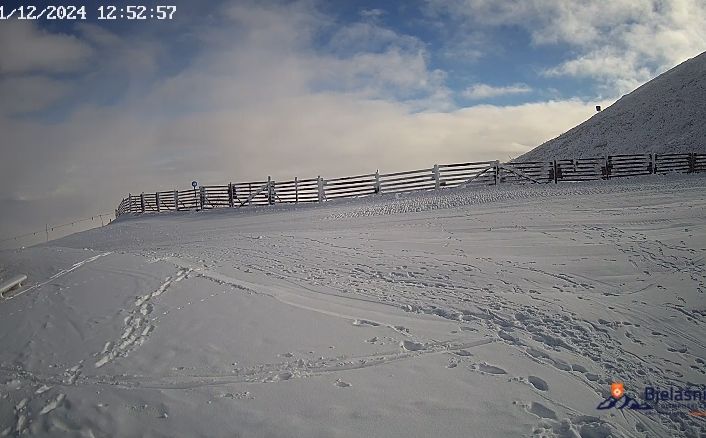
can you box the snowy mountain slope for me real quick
[518,51,706,161]
[1,174,706,437]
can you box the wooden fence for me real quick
[115,152,706,217]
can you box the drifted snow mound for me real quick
[518,51,706,161]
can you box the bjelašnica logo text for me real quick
[597,382,706,416]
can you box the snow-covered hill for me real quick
[518,52,706,161]
[1,174,706,437]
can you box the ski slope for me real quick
[1,174,705,437]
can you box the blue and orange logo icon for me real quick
[611,382,624,399]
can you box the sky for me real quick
[1,0,705,244]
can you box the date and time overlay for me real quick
[0,4,176,20]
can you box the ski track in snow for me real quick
[1,251,112,301]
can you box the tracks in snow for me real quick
[94,267,193,368]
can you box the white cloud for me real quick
[360,8,386,20]
[426,0,706,94]
[0,75,70,114]
[462,83,532,100]
[0,21,92,74]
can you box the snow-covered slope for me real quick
[1,174,706,437]
[518,52,706,161]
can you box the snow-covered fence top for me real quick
[115,152,706,217]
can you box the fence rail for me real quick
[1,212,115,247]
[115,152,706,218]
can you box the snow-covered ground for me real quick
[1,174,705,437]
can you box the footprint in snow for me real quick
[527,376,548,391]
[528,401,557,420]
[334,379,351,388]
[475,363,507,375]
[400,340,425,351]
[352,319,380,327]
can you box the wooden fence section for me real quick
[555,157,604,181]
[378,168,436,193]
[607,154,652,178]
[274,177,319,203]
[115,151,706,217]
[323,173,378,200]
[499,162,553,184]
[438,161,498,187]
[655,153,691,174]
[695,153,706,172]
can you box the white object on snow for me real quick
[0,274,27,298]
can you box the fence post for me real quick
[604,155,611,179]
[140,193,145,213]
[295,177,299,203]
[156,192,161,212]
[199,186,206,210]
[267,176,274,205]
[228,183,234,208]
[494,160,500,185]
[174,190,179,211]
[553,161,558,183]
[688,153,696,173]
[374,170,381,193]
[648,153,654,174]
[433,164,440,189]
[317,176,326,202]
